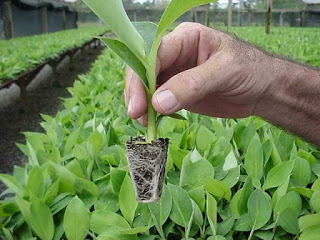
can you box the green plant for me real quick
[0,27,107,83]
[83,0,216,142]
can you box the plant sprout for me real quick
[83,0,217,142]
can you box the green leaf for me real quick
[196,125,215,152]
[156,0,217,39]
[148,185,172,227]
[90,210,130,234]
[87,130,103,156]
[64,196,90,240]
[223,151,238,171]
[0,174,23,196]
[263,160,294,190]
[100,37,148,89]
[222,165,240,188]
[291,157,311,187]
[25,166,45,198]
[0,202,19,217]
[64,128,80,155]
[299,213,320,232]
[274,191,301,234]
[217,215,235,236]
[248,189,272,230]
[244,138,264,180]
[310,191,320,213]
[119,175,138,226]
[168,184,193,228]
[238,176,253,215]
[234,213,251,231]
[188,186,205,212]
[29,197,55,240]
[300,225,320,240]
[206,193,217,236]
[180,156,214,188]
[133,22,157,55]
[83,0,145,58]
[205,178,231,201]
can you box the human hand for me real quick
[124,22,274,126]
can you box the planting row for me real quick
[0,27,107,84]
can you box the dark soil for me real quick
[0,46,104,178]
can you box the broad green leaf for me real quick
[87,130,103,156]
[234,213,251,231]
[310,191,320,213]
[168,184,193,228]
[217,215,235,236]
[0,174,23,196]
[274,191,301,234]
[196,125,215,152]
[299,213,320,232]
[83,0,145,58]
[205,178,231,201]
[64,196,90,240]
[180,156,214,188]
[64,128,80,155]
[44,179,60,204]
[230,189,243,219]
[271,178,290,209]
[293,186,314,199]
[148,185,172,226]
[66,159,85,179]
[244,138,264,180]
[90,210,130,234]
[25,166,45,198]
[254,231,274,240]
[222,165,240,188]
[238,176,253,215]
[119,175,138,226]
[0,202,19,217]
[2,228,14,240]
[248,189,272,230]
[300,226,320,240]
[29,197,55,240]
[223,151,238,171]
[206,192,217,236]
[291,157,311,187]
[100,38,148,89]
[133,22,157,55]
[207,236,226,240]
[188,186,205,212]
[97,228,139,240]
[263,160,294,190]
[156,0,217,40]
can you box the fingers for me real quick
[152,60,215,115]
[125,66,147,120]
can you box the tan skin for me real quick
[125,23,320,147]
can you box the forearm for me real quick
[255,57,320,147]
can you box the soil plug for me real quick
[126,137,169,203]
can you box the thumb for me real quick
[152,62,213,115]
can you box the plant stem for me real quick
[146,64,157,142]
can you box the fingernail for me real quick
[156,90,178,112]
[128,99,133,115]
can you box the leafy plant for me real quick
[83,0,216,141]
[0,27,107,83]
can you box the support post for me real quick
[279,12,284,27]
[301,4,306,27]
[42,7,48,33]
[205,4,210,27]
[238,0,243,26]
[3,0,14,39]
[133,11,137,21]
[62,10,66,30]
[266,0,272,34]
[228,0,232,31]
[192,8,197,22]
